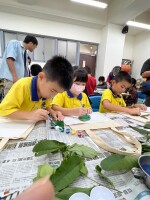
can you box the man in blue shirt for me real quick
[0,35,38,101]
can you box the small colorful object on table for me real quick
[78,114,91,122]
[77,130,84,138]
[71,129,76,135]
[50,119,64,132]
[65,127,71,134]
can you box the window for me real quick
[4,32,17,47]
[58,40,67,57]
[67,41,77,65]
[34,37,44,61]
[44,38,56,61]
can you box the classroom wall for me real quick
[132,31,150,79]
[95,24,125,80]
[0,11,101,44]
[123,35,134,60]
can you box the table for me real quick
[0,114,150,200]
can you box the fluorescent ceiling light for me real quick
[127,21,150,30]
[71,0,107,9]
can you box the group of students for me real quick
[0,55,147,120]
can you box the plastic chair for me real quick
[89,95,101,112]
[137,91,146,104]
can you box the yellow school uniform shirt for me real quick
[100,89,126,113]
[51,91,91,109]
[0,76,51,116]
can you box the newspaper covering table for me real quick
[0,115,150,200]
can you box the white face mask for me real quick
[70,83,85,95]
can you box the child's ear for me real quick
[111,80,116,85]
[38,72,45,80]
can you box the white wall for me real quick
[123,35,134,60]
[95,24,125,80]
[0,11,101,43]
[132,31,150,79]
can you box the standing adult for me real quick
[84,65,96,95]
[141,58,150,106]
[0,35,38,99]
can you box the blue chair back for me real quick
[89,95,101,112]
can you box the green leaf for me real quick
[33,140,67,156]
[56,187,92,200]
[129,126,150,136]
[55,198,63,200]
[80,164,88,175]
[95,165,114,186]
[142,143,150,153]
[39,164,53,178]
[144,124,150,129]
[66,144,99,159]
[33,163,54,182]
[50,155,85,192]
[143,152,150,155]
[101,154,138,171]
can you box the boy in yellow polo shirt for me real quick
[0,56,73,121]
[100,71,147,115]
[52,68,92,116]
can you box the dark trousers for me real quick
[145,95,150,106]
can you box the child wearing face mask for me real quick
[52,68,92,116]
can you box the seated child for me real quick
[30,64,42,76]
[52,68,92,116]
[0,56,73,121]
[100,71,147,115]
[125,78,138,107]
[97,76,107,89]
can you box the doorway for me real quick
[79,43,98,76]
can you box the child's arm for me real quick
[102,100,141,115]
[7,109,49,121]
[134,104,147,111]
[52,105,91,116]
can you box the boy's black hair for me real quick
[113,71,132,84]
[43,56,73,90]
[98,76,105,82]
[131,78,136,86]
[74,68,88,83]
[30,64,42,76]
[24,35,38,45]
[72,65,79,71]
[84,66,91,74]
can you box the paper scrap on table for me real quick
[0,118,35,138]
[64,112,110,125]
[144,107,150,113]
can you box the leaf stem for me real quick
[83,175,123,193]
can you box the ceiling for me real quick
[0,0,150,35]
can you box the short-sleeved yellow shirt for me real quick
[0,76,51,116]
[100,89,126,113]
[51,91,91,109]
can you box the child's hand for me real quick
[74,108,91,116]
[52,111,64,121]
[137,104,147,111]
[87,108,92,114]
[128,107,141,116]
[30,109,49,121]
